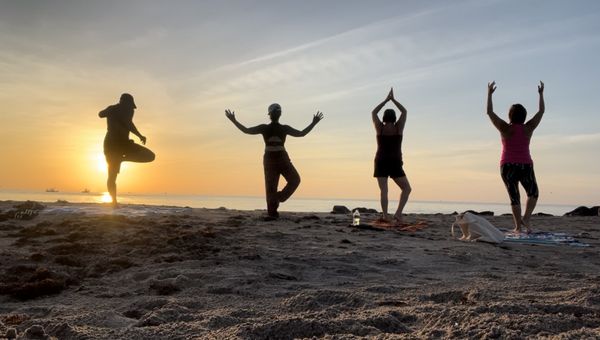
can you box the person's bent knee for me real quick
[393,177,411,193]
[146,150,156,162]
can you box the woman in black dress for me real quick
[371,88,411,223]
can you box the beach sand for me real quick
[1,201,599,339]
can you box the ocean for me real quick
[0,189,577,216]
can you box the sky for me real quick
[0,0,599,205]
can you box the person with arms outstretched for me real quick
[99,93,155,206]
[226,103,323,219]
[486,81,545,233]
[372,88,411,224]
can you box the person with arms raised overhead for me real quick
[486,81,545,233]
[99,93,155,207]
[371,88,411,224]
[226,103,323,219]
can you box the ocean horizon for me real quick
[0,189,579,216]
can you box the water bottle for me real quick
[352,209,360,226]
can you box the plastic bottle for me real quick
[352,209,360,226]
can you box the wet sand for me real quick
[1,201,599,339]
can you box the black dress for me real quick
[373,134,405,178]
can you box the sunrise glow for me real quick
[0,1,598,205]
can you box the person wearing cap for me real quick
[99,93,155,206]
[225,104,323,219]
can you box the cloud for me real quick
[536,132,600,147]
[176,1,600,107]
[565,133,600,143]
[119,27,168,48]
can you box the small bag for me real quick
[451,212,504,243]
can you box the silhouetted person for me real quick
[99,93,155,206]
[372,88,411,223]
[486,81,545,233]
[226,104,323,219]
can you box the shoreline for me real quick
[0,189,584,206]
[1,200,599,338]
[0,198,585,217]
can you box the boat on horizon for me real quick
[45,188,59,193]
[81,188,90,194]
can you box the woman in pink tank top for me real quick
[486,81,545,233]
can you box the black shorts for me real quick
[500,163,539,205]
[374,158,406,178]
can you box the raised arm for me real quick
[285,111,324,137]
[486,81,509,134]
[98,106,110,118]
[390,91,407,133]
[225,109,264,135]
[372,89,393,130]
[525,81,545,134]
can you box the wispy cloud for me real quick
[117,27,169,49]
[225,4,446,69]
[537,132,600,147]
[566,133,600,143]
[180,2,600,107]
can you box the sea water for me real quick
[0,189,577,216]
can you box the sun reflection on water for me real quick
[99,192,112,203]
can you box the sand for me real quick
[1,201,599,339]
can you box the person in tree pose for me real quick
[226,103,323,219]
[371,88,411,224]
[99,93,155,206]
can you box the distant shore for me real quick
[1,201,599,339]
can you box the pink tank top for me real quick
[500,124,533,165]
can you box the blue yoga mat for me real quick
[502,230,590,247]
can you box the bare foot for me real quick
[511,216,527,233]
[375,216,390,223]
[393,213,404,225]
[522,217,533,234]
[380,213,388,220]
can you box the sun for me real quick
[96,153,107,173]
[95,152,128,173]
